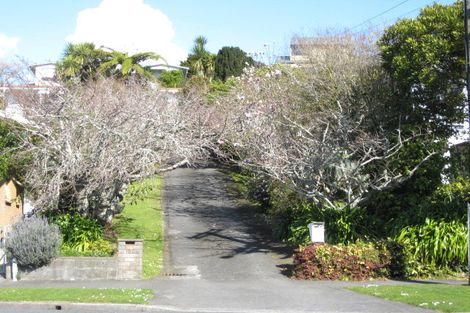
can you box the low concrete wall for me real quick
[20,239,143,281]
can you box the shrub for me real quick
[396,218,467,277]
[293,242,390,280]
[158,70,184,88]
[383,239,408,278]
[60,239,115,257]
[0,119,29,182]
[5,217,62,269]
[48,212,105,252]
[426,178,470,220]
[182,76,209,96]
[286,201,368,246]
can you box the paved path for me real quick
[0,167,438,313]
[152,167,434,313]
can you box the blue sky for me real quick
[0,0,457,65]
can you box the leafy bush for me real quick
[383,239,408,278]
[182,76,209,96]
[396,219,467,277]
[364,176,470,237]
[5,217,62,269]
[215,46,253,81]
[158,70,184,88]
[293,242,390,280]
[229,167,371,245]
[0,119,29,182]
[60,239,115,257]
[229,169,271,208]
[286,201,368,246]
[121,179,155,207]
[48,212,114,255]
[426,178,470,220]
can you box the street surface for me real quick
[0,167,435,313]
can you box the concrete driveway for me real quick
[156,167,434,313]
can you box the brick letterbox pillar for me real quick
[117,239,143,280]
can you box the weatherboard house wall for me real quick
[0,179,23,240]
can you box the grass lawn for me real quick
[113,177,164,278]
[0,288,153,304]
[348,284,470,312]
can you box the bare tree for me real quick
[14,78,217,221]
[215,33,436,210]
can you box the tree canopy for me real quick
[56,43,162,83]
[379,0,465,139]
[180,36,216,79]
[214,46,254,81]
[0,119,27,182]
[99,50,162,81]
[56,42,107,83]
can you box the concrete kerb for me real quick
[0,301,382,313]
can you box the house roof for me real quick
[0,177,23,188]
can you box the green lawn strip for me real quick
[347,284,470,312]
[113,177,163,278]
[0,288,153,304]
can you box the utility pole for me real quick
[465,0,470,132]
[464,0,470,286]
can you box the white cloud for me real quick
[0,33,20,58]
[66,0,186,65]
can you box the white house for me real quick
[29,63,56,85]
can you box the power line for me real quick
[350,0,411,31]
[394,1,435,19]
[352,0,436,34]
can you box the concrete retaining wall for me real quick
[20,239,143,281]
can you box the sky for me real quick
[0,0,457,65]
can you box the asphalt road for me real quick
[153,167,434,313]
[0,167,436,313]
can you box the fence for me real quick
[5,239,143,281]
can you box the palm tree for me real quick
[182,36,215,79]
[99,50,163,81]
[56,42,108,83]
[191,36,208,77]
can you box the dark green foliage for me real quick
[180,36,215,79]
[56,42,161,83]
[99,50,161,81]
[448,142,470,179]
[379,0,465,138]
[384,240,408,278]
[293,242,390,280]
[56,42,107,83]
[366,177,470,237]
[0,119,26,181]
[47,212,114,256]
[209,78,237,98]
[286,202,368,246]
[5,217,62,269]
[158,70,184,88]
[230,1,469,279]
[369,1,466,236]
[229,168,371,245]
[396,219,467,277]
[215,46,254,81]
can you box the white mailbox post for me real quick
[308,222,325,243]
